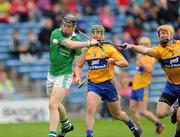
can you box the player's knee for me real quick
[139,110,145,116]
[111,112,120,119]
[111,111,124,120]
[129,106,136,113]
[156,111,167,119]
[49,99,58,111]
[87,107,96,116]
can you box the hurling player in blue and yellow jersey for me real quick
[123,24,180,137]
[129,37,165,134]
[78,25,142,137]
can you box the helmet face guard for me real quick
[90,25,105,41]
[160,38,170,47]
[157,24,174,47]
[62,14,77,26]
[90,25,105,34]
[61,14,77,36]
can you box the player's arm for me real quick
[61,39,98,49]
[107,58,128,67]
[73,56,83,84]
[137,54,153,73]
[107,47,128,67]
[75,48,87,68]
[115,59,128,67]
[72,48,87,83]
[123,43,154,57]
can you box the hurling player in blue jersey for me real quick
[78,25,142,137]
[123,24,180,137]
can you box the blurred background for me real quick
[0,0,179,123]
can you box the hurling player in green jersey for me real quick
[47,14,98,137]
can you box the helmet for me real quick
[157,24,174,47]
[139,37,151,47]
[90,25,105,34]
[157,24,174,36]
[62,14,77,25]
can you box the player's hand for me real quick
[137,54,142,60]
[72,73,81,84]
[122,43,132,49]
[107,58,116,65]
[88,39,99,46]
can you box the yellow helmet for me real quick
[157,24,174,36]
[139,37,151,47]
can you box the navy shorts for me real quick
[159,81,180,106]
[87,80,119,102]
[164,81,180,97]
[130,86,150,102]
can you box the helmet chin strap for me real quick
[160,38,171,47]
[160,33,172,47]
[61,28,74,37]
[62,31,72,37]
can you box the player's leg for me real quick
[137,86,164,134]
[86,91,101,137]
[175,121,180,137]
[129,100,141,128]
[174,100,180,136]
[107,101,142,137]
[171,101,178,124]
[108,100,129,122]
[46,74,58,137]
[129,90,141,128]
[156,92,177,119]
[138,101,165,134]
[171,96,180,124]
[48,86,66,137]
[156,82,178,119]
[55,74,74,137]
[56,103,74,137]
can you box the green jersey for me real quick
[48,28,82,76]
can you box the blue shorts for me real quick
[164,82,180,97]
[87,80,118,102]
[130,86,150,101]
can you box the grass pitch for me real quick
[0,118,175,137]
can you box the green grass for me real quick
[0,118,175,137]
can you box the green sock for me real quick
[61,119,71,129]
[48,131,56,137]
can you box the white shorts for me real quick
[46,73,72,96]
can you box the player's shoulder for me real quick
[73,33,82,41]
[51,28,61,35]
[152,44,163,50]
[103,42,115,50]
[52,28,60,33]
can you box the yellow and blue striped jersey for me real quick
[133,55,155,90]
[151,40,180,85]
[85,44,125,83]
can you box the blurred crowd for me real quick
[0,0,179,27]
[1,0,179,62]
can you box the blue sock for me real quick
[155,122,162,127]
[86,130,93,137]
